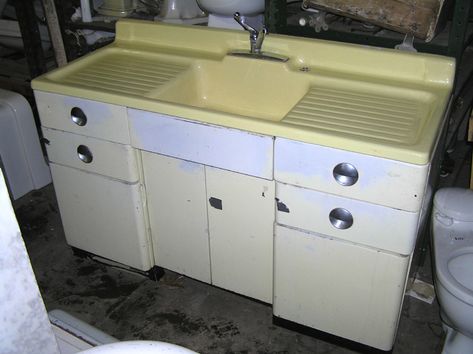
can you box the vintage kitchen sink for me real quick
[31,19,456,351]
[33,19,454,164]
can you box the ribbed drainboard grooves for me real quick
[284,87,424,144]
[61,53,187,96]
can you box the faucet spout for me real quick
[254,28,267,54]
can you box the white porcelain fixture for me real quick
[196,0,264,29]
[0,88,51,200]
[80,341,197,354]
[158,0,206,23]
[432,188,473,354]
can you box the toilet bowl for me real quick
[196,0,264,29]
[432,188,473,354]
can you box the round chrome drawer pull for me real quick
[333,163,358,186]
[71,107,87,126]
[329,208,353,229]
[77,145,93,163]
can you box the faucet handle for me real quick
[234,12,258,35]
[234,12,267,54]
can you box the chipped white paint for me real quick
[35,91,130,144]
[142,152,211,283]
[276,182,420,255]
[273,224,410,351]
[128,109,274,179]
[50,163,152,270]
[43,128,139,183]
[0,170,60,354]
[274,138,428,212]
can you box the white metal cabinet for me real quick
[50,163,152,270]
[142,152,211,283]
[35,92,152,271]
[142,152,275,302]
[273,225,410,351]
[206,167,275,303]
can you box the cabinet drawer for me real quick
[274,138,428,212]
[50,163,152,270]
[44,128,139,182]
[273,225,409,351]
[128,109,273,179]
[276,182,419,255]
[35,91,130,144]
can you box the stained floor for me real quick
[13,142,472,354]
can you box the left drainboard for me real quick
[36,92,153,271]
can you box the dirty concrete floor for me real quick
[13,143,472,354]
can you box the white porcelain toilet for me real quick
[432,188,473,354]
[196,0,264,29]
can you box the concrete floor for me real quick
[12,140,470,354]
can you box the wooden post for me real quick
[41,0,68,67]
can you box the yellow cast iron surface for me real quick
[32,19,455,164]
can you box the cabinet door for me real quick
[206,167,275,303]
[273,225,410,351]
[50,163,152,270]
[142,152,211,283]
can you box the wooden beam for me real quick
[41,0,67,67]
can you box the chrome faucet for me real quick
[229,12,289,62]
[233,12,267,54]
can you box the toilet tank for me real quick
[433,188,473,222]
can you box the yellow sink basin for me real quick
[146,56,310,121]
